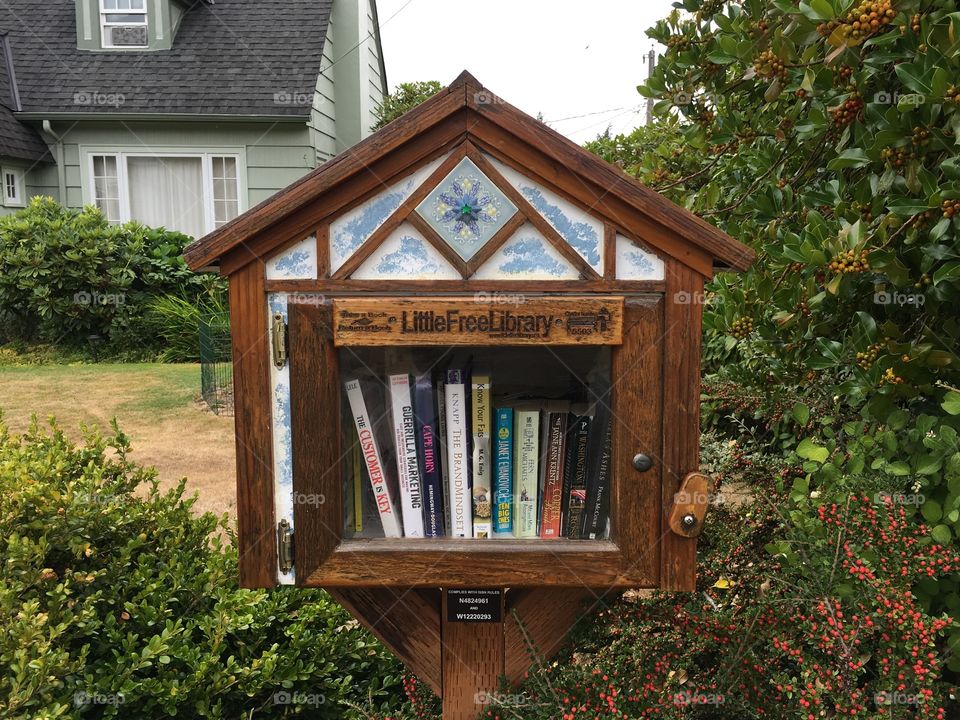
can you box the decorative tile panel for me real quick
[352,223,460,280]
[472,224,579,280]
[488,156,604,274]
[615,234,665,280]
[265,235,317,280]
[415,157,518,262]
[329,157,444,273]
[267,292,294,584]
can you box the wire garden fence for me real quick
[199,311,233,415]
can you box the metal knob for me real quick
[681,514,698,531]
[632,453,653,472]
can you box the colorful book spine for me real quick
[413,373,445,537]
[563,415,592,539]
[513,408,540,538]
[539,411,568,538]
[493,408,514,535]
[389,374,425,538]
[444,368,473,538]
[344,378,403,538]
[471,372,493,539]
[581,403,613,540]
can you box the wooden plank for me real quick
[332,145,468,280]
[288,301,342,581]
[332,296,624,347]
[301,540,641,587]
[330,588,442,696]
[228,261,276,588]
[661,263,703,590]
[441,589,505,720]
[265,279,667,294]
[611,297,663,586]
[316,224,330,279]
[603,223,617,280]
[503,588,596,684]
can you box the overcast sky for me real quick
[375,0,676,145]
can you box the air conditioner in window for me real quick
[107,25,147,47]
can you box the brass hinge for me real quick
[272,313,287,368]
[277,519,294,573]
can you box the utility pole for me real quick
[644,47,656,126]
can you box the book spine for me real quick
[471,373,493,539]
[564,416,592,539]
[493,408,514,535]
[581,406,613,540]
[444,369,473,538]
[389,374,425,538]
[513,409,540,538]
[539,411,568,538]
[352,439,363,533]
[413,374,445,537]
[436,378,451,534]
[344,378,403,538]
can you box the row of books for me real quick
[343,365,612,539]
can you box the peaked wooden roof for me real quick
[184,71,754,274]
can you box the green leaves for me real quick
[828,148,871,170]
[797,438,830,463]
[944,391,960,416]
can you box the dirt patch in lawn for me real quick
[0,364,237,519]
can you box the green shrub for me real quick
[0,418,404,719]
[0,197,225,359]
[146,290,228,363]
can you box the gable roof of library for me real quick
[0,0,332,116]
[184,71,756,275]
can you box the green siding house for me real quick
[0,0,387,238]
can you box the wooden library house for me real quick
[184,71,754,719]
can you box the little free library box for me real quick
[184,72,754,718]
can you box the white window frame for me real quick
[83,148,247,236]
[100,0,148,49]
[2,167,24,207]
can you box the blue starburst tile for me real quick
[415,157,517,261]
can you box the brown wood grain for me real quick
[612,296,664,586]
[264,278,667,294]
[503,588,597,684]
[315,225,330,279]
[661,263,704,590]
[228,261,276,588]
[331,296,624,347]
[330,588,442,696]
[603,223,617,280]
[288,301,342,581]
[668,472,713,538]
[441,589,505,720]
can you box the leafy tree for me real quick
[373,81,443,131]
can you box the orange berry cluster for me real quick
[754,49,787,80]
[667,35,691,50]
[696,0,725,20]
[881,146,915,168]
[818,0,896,41]
[942,199,960,218]
[912,126,931,146]
[883,367,904,385]
[913,273,931,289]
[910,13,921,32]
[828,249,870,274]
[947,85,960,104]
[855,343,884,371]
[730,316,754,339]
[831,96,864,126]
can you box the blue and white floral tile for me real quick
[472,224,579,280]
[615,234,665,280]
[267,293,295,583]
[415,157,518,262]
[265,235,318,280]
[352,222,460,280]
[487,155,604,275]
[329,156,444,273]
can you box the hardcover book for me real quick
[413,373,445,537]
[388,373,425,538]
[562,415,592,539]
[344,378,403,538]
[471,372,493,538]
[581,401,613,540]
[444,367,473,538]
[513,407,540,538]
[539,407,569,538]
[493,407,514,535]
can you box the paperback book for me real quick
[513,407,540,538]
[413,373,445,537]
[562,415,592,539]
[388,373,425,538]
[445,367,473,537]
[581,401,613,541]
[471,372,493,538]
[493,407,514,535]
[539,406,569,539]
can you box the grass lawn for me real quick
[0,363,236,518]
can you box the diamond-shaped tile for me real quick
[415,157,518,261]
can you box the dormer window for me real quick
[100,0,147,49]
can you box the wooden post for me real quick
[441,589,505,720]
